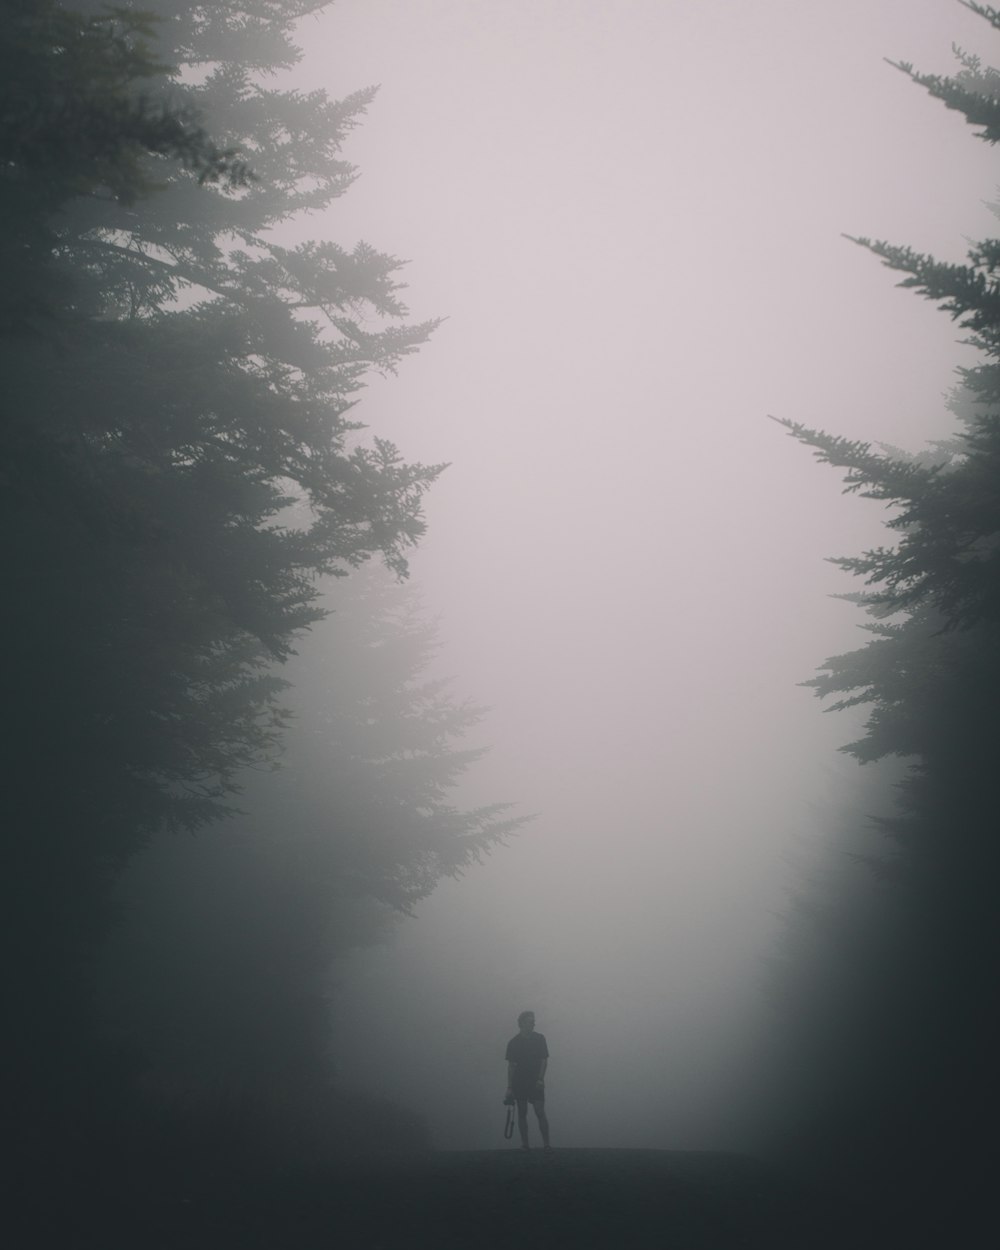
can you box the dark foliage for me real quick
[768,11,1000,1236]
[1,0,516,1175]
[93,567,525,1146]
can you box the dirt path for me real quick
[88,1147,841,1249]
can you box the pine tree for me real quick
[1,0,444,1142]
[771,8,1000,1230]
[0,0,252,333]
[95,566,524,1161]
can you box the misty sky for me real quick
[282,1,995,1151]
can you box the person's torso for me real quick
[507,1032,547,1079]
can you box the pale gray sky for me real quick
[288,1,996,1150]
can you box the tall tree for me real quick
[770,6,1000,1232]
[95,565,524,1161]
[1,0,444,1142]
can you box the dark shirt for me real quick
[505,1031,549,1091]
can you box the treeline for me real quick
[767,4,1000,1237]
[2,0,518,1176]
[95,564,523,1165]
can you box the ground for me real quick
[29,1147,858,1248]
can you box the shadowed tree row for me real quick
[2,0,518,1170]
[768,5,1000,1237]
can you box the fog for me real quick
[11,4,1000,1244]
[256,0,997,1151]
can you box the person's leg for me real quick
[532,1095,550,1148]
[515,1096,530,1149]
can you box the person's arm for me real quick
[537,1056,547,1086]
[506,1059,515,1097]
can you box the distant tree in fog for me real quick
[268,566,524,912]
[770,5,1000,1229]
[1,0,445,1132]
[97,566,523,1147]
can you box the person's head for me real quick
[517,1010,535,1035]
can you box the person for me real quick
[504,1010,550,1151]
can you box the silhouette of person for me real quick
[505,1010,550,1150]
